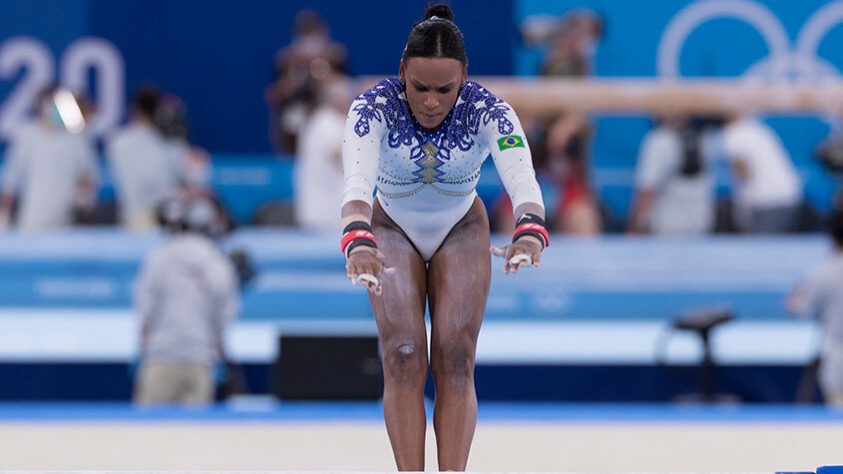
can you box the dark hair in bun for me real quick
[402,3,467,66]
[425,4,454,21]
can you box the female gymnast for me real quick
[339,4,549,470]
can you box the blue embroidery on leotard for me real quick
[352,79,417,152]
[352,78,514,184]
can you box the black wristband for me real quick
[343,221,373,234]
[513,213,548,249]
[346,239,377,255]
[515,213,546,228]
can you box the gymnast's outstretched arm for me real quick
[485,100,549,274]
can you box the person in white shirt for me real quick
[721,116,802,233]
[133,197,239,405]
[154,93,212,196]
[294,76,350,232]
[107,87,186,230]
[0,86,98,231]
[630,116,715,236]
[788,211,843,406]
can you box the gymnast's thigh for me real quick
[369,198,429,350]
[426,197,491,352]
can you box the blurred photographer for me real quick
[629,116,717,236]
[133,197,240,405]
[788,210,843,406]
[266,9,348,154]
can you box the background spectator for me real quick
[293,75,351,232]
[788,210,843,406]
[153,93,212,198]
[133,197,239,406]
[266,9,348,155]
[814,120,843,212]
[538,9,603,77]
[544,111,601,235]
[722,115,803,233]
[497,9,604,235]
[107,87,185,230]
[0,85,98,231]
[629,116,716,236]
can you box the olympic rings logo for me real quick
[658,0,843,80]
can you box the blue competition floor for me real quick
[1,402,843,423]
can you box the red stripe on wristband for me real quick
[513,222,549,248]
[340,229,378,256]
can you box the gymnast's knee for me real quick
[382,341,427,383]
[431,344,474,388]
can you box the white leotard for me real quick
[342,78,544,261]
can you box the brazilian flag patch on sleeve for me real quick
[497,135,525,151]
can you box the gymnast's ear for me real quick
[399,61,406,83]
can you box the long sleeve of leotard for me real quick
[340,97,384,208]
[484,101,545,214]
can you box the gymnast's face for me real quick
[400,57,467,132]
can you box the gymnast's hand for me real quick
[490,235,543,275]
[346,246,395,296]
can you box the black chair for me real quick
[672,307,737,403]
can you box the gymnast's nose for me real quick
[423,92,439,110]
